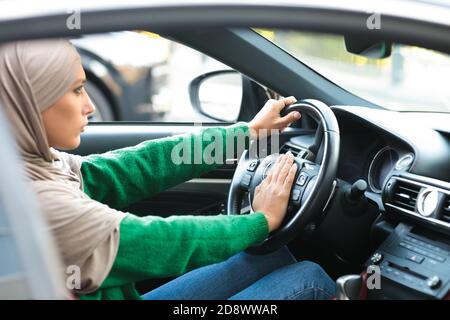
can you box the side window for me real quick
[72,31,243,123]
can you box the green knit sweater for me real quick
[77,122,269,300]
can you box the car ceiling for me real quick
[0,1,449,54]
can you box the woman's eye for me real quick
[74,86,83,95]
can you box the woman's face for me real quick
[41,64,95,150]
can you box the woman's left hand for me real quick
[248,96,301,139]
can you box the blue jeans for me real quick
[142,246,336,300]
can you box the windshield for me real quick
[255,29,450,113]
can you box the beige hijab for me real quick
[0,39,127,294]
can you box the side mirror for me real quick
[344,35,392,59]
[189,70,243,122]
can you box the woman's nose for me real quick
[84,94,96,116]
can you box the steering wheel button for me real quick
[241,174,252,187]
[291,189,301,201]
[296,173,308,186]
[247,160,258,172]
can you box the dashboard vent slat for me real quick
[393,199,416,211]
[391,181,422,212]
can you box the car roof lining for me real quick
[0,5,449,54]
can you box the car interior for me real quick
[1,2,450,300]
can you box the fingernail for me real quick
[293,111,300,118]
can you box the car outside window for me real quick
[255,29,450,113]
[73,31,235,122]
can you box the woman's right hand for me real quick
[252,152,297,232]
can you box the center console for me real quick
[337,171,450,300]
[364,223,450,299]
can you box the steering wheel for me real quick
[227,99,340,254]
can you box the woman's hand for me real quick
[252,152,297,232]
[248,96,301,139]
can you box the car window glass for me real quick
[255,29,450,113]
[72,31,238,123]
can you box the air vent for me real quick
[280,144,299,157]
[391,180,422,212]
[442,195,450,223]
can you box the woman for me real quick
[0,38,336,300]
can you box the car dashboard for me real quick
[281,105,450,299]
[331,106,450,229]
[336,113,413,195]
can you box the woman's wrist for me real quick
[253,211,275,233]
[260,212,278,233]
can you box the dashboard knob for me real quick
[370,252,383,265]
[426,275,441,289]
[417,188,440,217]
